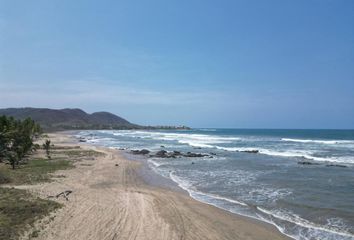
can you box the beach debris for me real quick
[48,190,73,201]
[131,149,150,155]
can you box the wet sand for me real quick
[22,132,289,240]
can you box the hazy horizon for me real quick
[1,1,353,129]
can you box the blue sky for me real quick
[0,0,353,128]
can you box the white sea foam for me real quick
[168,173,339,240]
[81,130,354,240]
[216,146,258,152]
[242,187,292,204]
[110,131,241,148]
[281,138,354,145]
[259,149,354,164]
[257,207,354,239]
[148,159,164,167]
[168,172,297,239]
[215,146,354,164]
[197,128,217,132]
[169,172,247,207]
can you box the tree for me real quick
[43,139,51,159]
[0,116,42,169]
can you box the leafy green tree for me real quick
[0,116,42,169]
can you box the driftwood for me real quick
[48,190,73,201]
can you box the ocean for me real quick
[76,129,354,240]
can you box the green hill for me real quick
[0,108,139,131]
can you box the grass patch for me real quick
[0,147,102,239]
[0,148,102,185]
[0,158,73,185]
[59,149,104,157]
[0,187,62,240]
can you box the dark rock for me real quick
[210,152,217,155]
[131,149,150,155]
[140,149,150,155]
[155,150,168,157]
[191,162,195,164]
[79,139,87,142]
[242,150,259,154]
[184,152,208,158]
[160,145,165,148]
[326,164,347,168]
[193,147,202,149]
[151,150,209,158]
[173,151,182,155]
[115,164,119,166]
[298,161,320,165]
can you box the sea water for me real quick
[76,129,354,240]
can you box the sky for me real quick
[0,0,353,128]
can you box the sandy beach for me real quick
[21,132,289,240]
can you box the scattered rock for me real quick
[298,161,320,165]
[173,151,182,155]
[241,150,259,154]
[131,149,150,155]
[193,147,202,149]
[151,150,209,158]
[191,162,195,164]
[210,152,217,155]
[184,152,208,158]
[115,164,119,167]
[155,150,168,157]
[79,139,87,142]
[326,164,347,168]
[160,145,165,148]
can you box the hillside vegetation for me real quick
[0,108,138,131]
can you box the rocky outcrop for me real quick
[131,149,150,155]
[150,150,210,158]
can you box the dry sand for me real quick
[22,132,289,240]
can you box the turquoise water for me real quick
[77,129,354,240]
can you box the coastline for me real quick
[23,131,290,240]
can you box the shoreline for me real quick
[120,147,295,240]
[24,131,290,240]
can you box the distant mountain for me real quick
[0,107,139,131]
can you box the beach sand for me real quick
[22,132,289,240]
